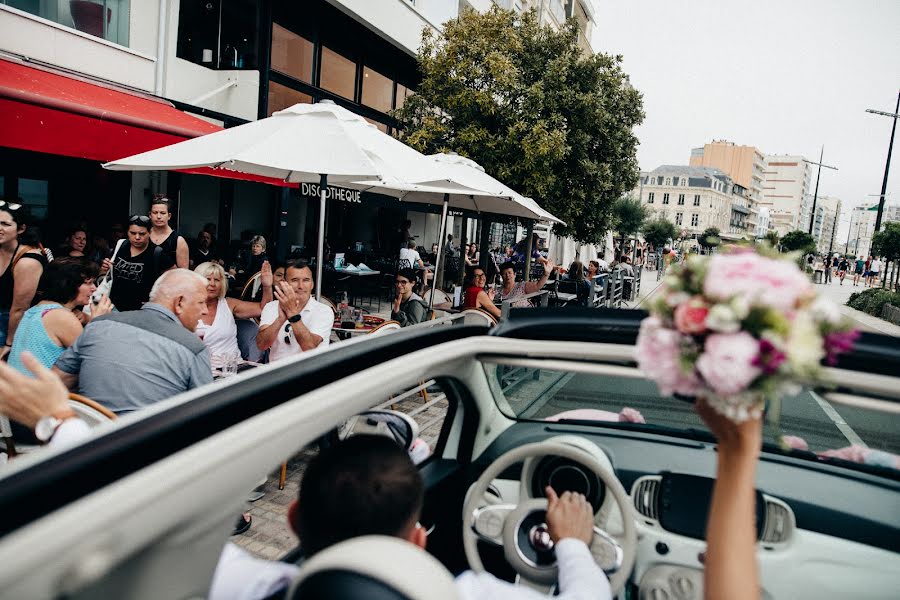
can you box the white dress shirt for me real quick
[210,538,610,600]
[259,297,332,362]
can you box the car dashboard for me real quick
[476,422,900,599]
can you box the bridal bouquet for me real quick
[636,248,859,423]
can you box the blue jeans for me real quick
[0,308,9,347]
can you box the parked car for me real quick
[0,309,897,599]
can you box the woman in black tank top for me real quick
[149,197,188,270]
[0,203,48,351]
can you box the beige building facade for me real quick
[640,166,753,244]
[811,195,841,255]
[760,155,812,235]
[689,141,765,202]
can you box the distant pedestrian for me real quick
[868,256,882,288]
[853,256,865,286]
[837,257,849,285]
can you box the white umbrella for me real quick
[103,101,492,300]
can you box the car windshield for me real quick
[485,361,900,478]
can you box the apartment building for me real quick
[688,140,761,235]
[2,0,597,259]
[811,195,841,255]
[640,166,753,244]
[760,155,812,235]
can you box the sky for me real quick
[593,0,900,239]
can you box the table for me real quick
[213,360,262,379]
[334,268,381,306]
[332,315,386,340]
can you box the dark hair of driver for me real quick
[295,435,423,557]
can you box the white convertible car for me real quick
[0,308,898,599]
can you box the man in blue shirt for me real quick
[54,269,212,414]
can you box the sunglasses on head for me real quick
[129,215,151,226]
[284,321,294,345]
[0,200,23,211]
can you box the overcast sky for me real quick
[594,0,899,238]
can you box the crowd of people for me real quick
[809,253,885,287]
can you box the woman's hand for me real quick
[90,295,114,319]
[260,260,273,287]
[393,292,402,313]
[100,258,112,275]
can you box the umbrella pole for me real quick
[316,174,327,302]
[429,193,450,312]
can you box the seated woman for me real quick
[7,258,112,374]
[194,261,272,360]
[390,269,428,327]
[564,260,590,306]
[462,266,501,319]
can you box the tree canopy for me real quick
[872,222,900,261]
[780,230,817,254]
[612,196,648,240]
[394,7,644,244]
[698,227,721,249]
[642,218,677,250]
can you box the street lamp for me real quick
[866,90,900,232]
[803,147,838,235]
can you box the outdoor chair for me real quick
[459,307,498,326]
[366,320,401,336]
[239,271,262,302]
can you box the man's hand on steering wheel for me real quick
[545,486,594,546]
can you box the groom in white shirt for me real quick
[210,434,610,600]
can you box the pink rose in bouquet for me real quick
[695,332,762,397]
[703,253,813,311]
[635,316,701,397]
[673,297,709,335]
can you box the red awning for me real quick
[0,58,299,187]
[0,57,222,163]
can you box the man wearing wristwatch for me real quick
[255,260,332,362]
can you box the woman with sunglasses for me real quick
[0,201,50,356]
[391,268,428,327]
[461,266,501,319]
[101,216,163,312]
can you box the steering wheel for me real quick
[462,441,636,595]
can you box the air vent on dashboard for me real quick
[760,495,795,544]
[631,476,662,521]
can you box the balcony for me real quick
[2,0,130,46]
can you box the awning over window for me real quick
[0,57,221,163]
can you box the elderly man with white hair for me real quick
[53,269,213,414]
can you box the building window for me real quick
[680,177,687,186]
[647,192,654,204]
[647,176,655,185]
[320,46,357,100]
[665,177,671,186]
[177,0,258,70]
[271,24,314,83]
[361,67,394,113]
[267,82,312,116]
[691,214,699,227]
[675,212,683,226]
[677,194,685,205]
[395,84,413,110]
[9,0,131,46]
[693,194,701,206]
[662,193,670,205]
[18,178,49,220]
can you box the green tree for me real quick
[395,6,644,244]
[872,222,900,290]
[612,196,648,255]
[699,227,721,250]
[780,230,817,254]
[642,218,677,251]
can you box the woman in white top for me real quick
[194,261,273,357]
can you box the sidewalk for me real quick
[812,276,900,336]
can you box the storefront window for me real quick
[271,23,313,84]
[6,0,130,46]
[361,67,393,113]
[18,178,49,220]
[395,84,414,110]
[319,46,356,100]
[176,0,258,70]
[268,81,312,116]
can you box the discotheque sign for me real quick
[299,182,362,204]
